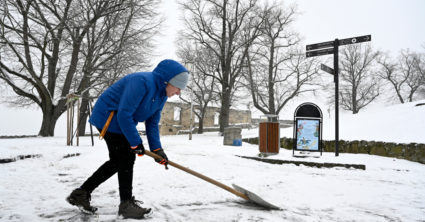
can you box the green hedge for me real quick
[242,137,425,164]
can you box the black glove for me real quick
[153,148,168,169]
[131,144,145,157]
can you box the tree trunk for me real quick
[78,97,90,136]
[198,119,204,134]
[352,88,357,114]
[219,90,231,133]
[38,108,59,136]
[268,43,276,114]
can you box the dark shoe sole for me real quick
[119,208,152,219]
[66,196,98,214]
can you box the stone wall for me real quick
[243,137,425,164]
[159,102,186,135]
[229,109,252,124]
[159,102,251,135]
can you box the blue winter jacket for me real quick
[89,59,188,150]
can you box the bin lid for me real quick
[294,102,322,118]
[260,114,279,122]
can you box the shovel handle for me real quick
[144,150,249,201]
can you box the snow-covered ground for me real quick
[2,99,424,144]
[1,132,425,221]
[277,99,425,144]
[0,101,424,221]
[319,100,425,144]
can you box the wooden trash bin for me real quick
[259,115,280,154]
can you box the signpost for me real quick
[306,41,334,51]
[320,64,334,75]
[338,35,371,46]
[306,35,371,51]
[306,35,371,156]
[306,48,334,58]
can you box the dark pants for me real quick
[81,131,136,201]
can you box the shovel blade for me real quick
[232,184,281,210]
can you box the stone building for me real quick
[158,102,251,135]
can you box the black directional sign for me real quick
[304,34,372,157]
[339,35,371,46]
[306,41,334,51]
[321,64,334,75]
[306,35,371,53]
[306,48,334,58]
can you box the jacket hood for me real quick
[152,59,188,89]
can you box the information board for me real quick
[295,119,320,151]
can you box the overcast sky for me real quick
[154,0,425,66]
[290,0,425,53]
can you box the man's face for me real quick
[166,83,181,98]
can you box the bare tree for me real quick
[379,49,425,103]
[414,49,425,99]
[177,41,220,134]
[76,0,162,136]
[0,0,161,136]
[180,0,258,133]
[339,44,381,114]
[244,3,319,115]
[417,44,425,98]
[378,54,404,103]
[402,50,425,101]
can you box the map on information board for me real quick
[296,119,319,151]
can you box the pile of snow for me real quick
[1,133,424,221]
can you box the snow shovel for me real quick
[145,150,281,210]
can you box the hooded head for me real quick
[169,71,189,90]
[153,59,189,88]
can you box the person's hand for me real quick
[131,144,145,156]
[153,148,168,169]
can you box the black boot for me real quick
[66,188,97,213]
[118,197,151,219]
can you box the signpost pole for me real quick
[333,39,339,156]
[306,34,371,157]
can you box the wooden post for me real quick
[76,98,80,146]
[89,100,94,146]
[70,98,74,146]
[259,122,268,153]
[67,99,70,146]
[66,93,78,146]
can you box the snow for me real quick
[0,101,424,221]
[1,135,425,221]
[1,99,424,144]
[321,100,425,144]
[279,100,425,144]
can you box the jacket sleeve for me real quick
[117,78,146,147]
[145,108,162,151]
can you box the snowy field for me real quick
[1,133,425,222]
[0,101,424,221]
[2,99,425,144]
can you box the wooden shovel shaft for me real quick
[144,150,249,201]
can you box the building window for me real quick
[194,109,200,123]
[174,107,181,121]
[214,112,220,125]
